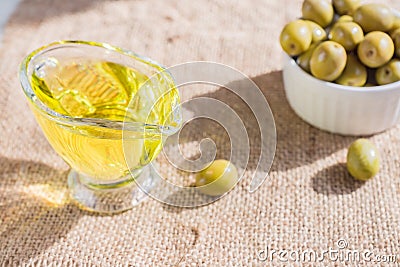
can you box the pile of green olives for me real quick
[280,0,400,86]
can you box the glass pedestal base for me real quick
[68,165,155,213]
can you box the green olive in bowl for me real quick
[280,19,312,56]
[310,41,347,81]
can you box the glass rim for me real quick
[19,40,178,134]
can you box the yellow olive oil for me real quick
[30,59,179,182]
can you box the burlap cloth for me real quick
[1,0,400,266]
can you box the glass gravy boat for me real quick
[19,41,181,213]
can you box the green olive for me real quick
[297,42,319,73]
[335,54,367,86]
[393,18,400,30]
[392,9,400,30]
[332,0,360,15]
[280,19,312,56]
[329,21,363,51]
[310,41,347,81]
[347,139,380,181]
[390,27,399,39]
[336,15,353,23]
[306,20,327,42]
[357,31,394,68]
[302,0,334,28]
[353,4,395,33]
[391,28,400,57]
[376,59,400,85]
[195,159,238,196]
[393,23,400,32]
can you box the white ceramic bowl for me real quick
[282,55,400,136]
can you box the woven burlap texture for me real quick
[1,0,400,266]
